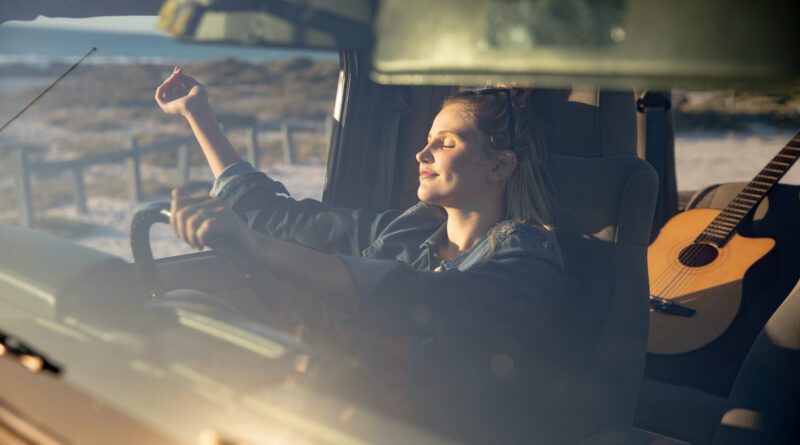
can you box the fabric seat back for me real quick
[711,279,800,444]
[526,89,658,443]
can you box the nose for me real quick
[416,143,434,164]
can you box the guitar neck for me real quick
[696,131,800,246]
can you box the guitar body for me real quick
[647,208,775,355]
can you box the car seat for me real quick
[582,274,800,445]
[711,272,800,444]
[502,88,658,443]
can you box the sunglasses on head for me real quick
[463,87,517,150]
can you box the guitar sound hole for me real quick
[678,243,719,267]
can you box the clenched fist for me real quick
[155,67,210,118]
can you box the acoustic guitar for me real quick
[647,131,800,355]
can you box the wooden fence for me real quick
[11,118,329,227]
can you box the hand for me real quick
[170,188,252,251]
[155,67,210,118]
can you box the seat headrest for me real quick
[530,88,637,158]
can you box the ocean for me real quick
[0,24,337,66]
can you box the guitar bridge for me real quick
[650,296,696,317]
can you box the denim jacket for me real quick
[211,162,565,435]
[211,162,565,331]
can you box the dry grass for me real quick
[22,177,76,210]
[674,90,800,131]
[1,57,338,165]
[0,190,18,214]
[0,176,125,214]
[0,171,210,215]
[0,57,333,220]
[291,133,330,164]
[147,180,214,198]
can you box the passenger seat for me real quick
[581,277,800,444]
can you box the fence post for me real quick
[70,166,88,214]
[177,143,191,187]
[13,148,34,228]
[247,123,260,168]
[127,137,142,203]
[280,122,295,164]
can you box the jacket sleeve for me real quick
[210,162,401,256]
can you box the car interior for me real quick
[0,1,799,444]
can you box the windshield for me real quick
[1,10,798,445]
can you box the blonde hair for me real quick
[442,88,557,234]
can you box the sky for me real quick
[7,16,160,34]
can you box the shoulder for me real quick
[467,221,565,302]
[492,221,561,260]
[495,222,566,297]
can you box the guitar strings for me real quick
[649,190,740,298]
[657,210,765,299]
[654,213,745,300]
[650,239,708,301]
[649,215,723,298]
[652,213,749,300]
[652,244,720,304]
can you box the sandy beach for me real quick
[676,130,800,191]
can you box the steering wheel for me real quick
[129,203,390,401]
[130,201,173,298]
[129,201,314,330]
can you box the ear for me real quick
[488,151,517,182]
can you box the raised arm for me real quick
[155,67,242,177]
[157,68,416,256]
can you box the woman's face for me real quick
[416,103,496,208]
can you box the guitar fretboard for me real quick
[695,131,800,246]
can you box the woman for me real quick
[155,67,564,440]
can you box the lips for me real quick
[419,169,437,179]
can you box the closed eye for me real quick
[424,138,455,149]
[427,130,461,148]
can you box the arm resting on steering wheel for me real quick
[211,162,431,257]
[240,224,565,331]
[242,230,361,311]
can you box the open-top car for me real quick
[0,1,798,444]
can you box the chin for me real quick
[417,188,446,206]
[417,187,434,204]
